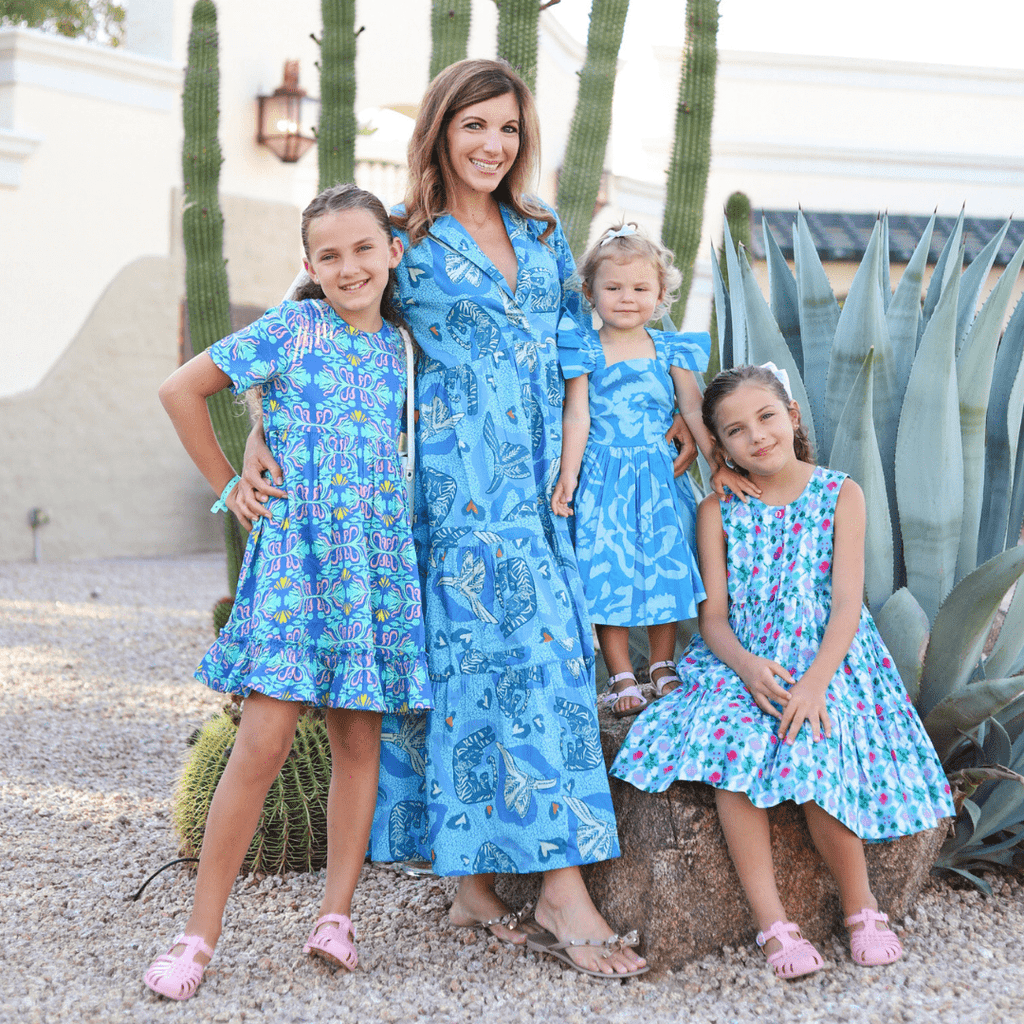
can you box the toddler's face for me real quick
[588,257,664,332]
[713,384,800,475]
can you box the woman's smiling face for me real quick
[444,92,521,200]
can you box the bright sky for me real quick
[551,0,1024,70]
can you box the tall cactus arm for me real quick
[661,0,719,328]
[318,0,358,190]
[430,0,472,80]
[555,0,629,256]
[494,0,553,94]
[182,0,246,593]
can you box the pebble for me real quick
[2,553,1024,1024]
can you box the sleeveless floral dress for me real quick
[610,467,954,840]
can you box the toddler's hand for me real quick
[551,477,575,518]
[711,465,761,504]
[739,659,792,719]
[777,677,833,745]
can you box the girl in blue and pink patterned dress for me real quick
[146,184,430,1001]
[610,364,954,980]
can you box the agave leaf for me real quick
[710,243,732,371]
[971,773,1024,844]
[977,292,1024,563]
[923,209,964,324]
[939,797,980,856]
[879,212,891,311]
[874,587,929,702]
[794,210,839,449]
[829,350,893,611]
[923,679,1024,761]
[931,864,992,896]
[824,222,890,458]
[1007,381,1024,552]
[955,237,1024,582]
[887,213,934,405]
[722,216,746,367]
[996,693,1024,743]
[737,249,818,457]
[895,268,963,627]
[947,766,1024,813]
[955,219,1010,355]
[978,716,1013,770]
[918,546,1024,717]
[763,217,801,374]
[986,580,1024,682]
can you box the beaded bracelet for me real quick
[211,474,241,514]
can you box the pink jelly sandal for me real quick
[597,671,648,718]
[143,933,214,1001]
[845,908,902,966]
[649,660,682,698]
[756,920,824,980]
[304,913,358,970]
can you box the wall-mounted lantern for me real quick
[256,60,317,163]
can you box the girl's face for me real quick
[444,92,521,201]
[304,208,403,332]
[588,257,664,332]
[713,383,802,477]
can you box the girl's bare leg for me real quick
[802,800,880,931]
[316,709,383,924]
[647,620,679,694]
[534,865,647,975]
[715,789,792,955]
[178,693,302,959]
[595,623,643,712]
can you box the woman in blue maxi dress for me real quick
[243,60,651,978]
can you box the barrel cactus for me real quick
[712,210,1024,890]
[182,0,248,599]
[430,0,471,80]
[174,706,333,875]
[661,0,719,327]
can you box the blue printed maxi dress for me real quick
[369,207,621,875]
[559,327,708,625]
[610,468,954,840]
[199,300,431,714]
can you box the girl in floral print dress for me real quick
[146,185,430,1001]
[610,364,954,980]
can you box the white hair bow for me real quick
[760,361,793,400]
[600,224,637,246]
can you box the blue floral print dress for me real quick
[369,206,621,875]
[610,468,954,840]
[559,327,708,625]
[199,299,431,714]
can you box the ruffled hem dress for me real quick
[558,326,708,626]
[610,467,954,841]
[199,299,431,714]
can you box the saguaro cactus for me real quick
[555,0,629,256]
[182,0,246,594]
[661,0,719,327]
[430,0,471,80]
[495,0,543,94]
[318,0,358,189]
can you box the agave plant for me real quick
[712,209,1024,889]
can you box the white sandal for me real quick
[649,660,682,698]
[598,671,649,718]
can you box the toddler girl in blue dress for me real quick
[146,184,430,1000]
[552,223,757,717]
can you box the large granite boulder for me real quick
[496,709,950,973]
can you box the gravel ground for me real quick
[2,553,1023,1024]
